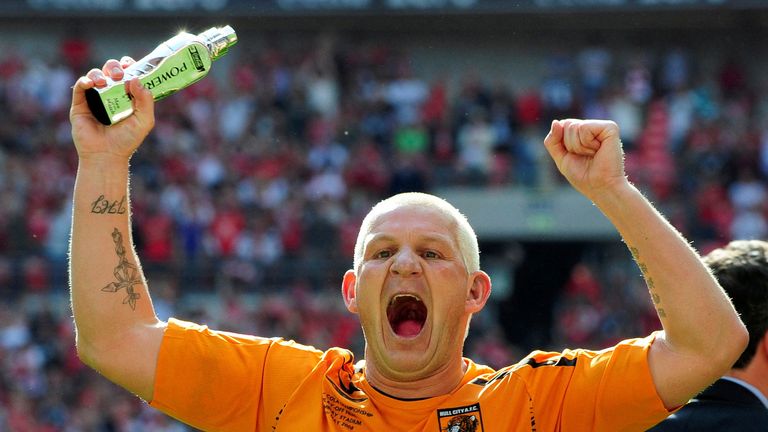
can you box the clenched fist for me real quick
[70,57,154,163]
[543,119,628,201]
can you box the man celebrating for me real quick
[68,58,747,431]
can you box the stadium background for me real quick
[1,0,768,429]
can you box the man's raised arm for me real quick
[543,119,748,409]
[69,59,164,402]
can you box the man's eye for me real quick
[423,251,439,259]
[375,250,392,259]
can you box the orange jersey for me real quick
[150,318,672,432]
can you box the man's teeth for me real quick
[390,294,422,306]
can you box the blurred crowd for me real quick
[0,30,766,430]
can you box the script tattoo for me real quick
[102,228,141,310]
[629,246,666,318]
[91,194,127,215]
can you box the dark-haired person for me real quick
[67,58,747,431]
[649,240,768,431]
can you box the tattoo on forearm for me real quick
[91,194,127,215]
[651,292,661,305]
[629,246,667,318]
[102,228,141,310]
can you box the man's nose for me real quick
[390,249,421,276]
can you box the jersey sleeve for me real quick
[149,318,323,432]
[524,332,673,431]
[570,333,673,431]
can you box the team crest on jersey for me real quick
[436,403,484,432]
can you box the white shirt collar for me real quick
[721,376,768,410]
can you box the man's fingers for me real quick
[578,123,601,153]
[74,75,95,91]
[86,68,107,86]
[71,76,96,118]
[563,119,597,156]
[120,56,136,68]
[543,119,566,163]
[127,78,155,129]
[102,59,124,81]
[563,120,580,154]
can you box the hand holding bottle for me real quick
[85,26,237,125]
[71,24,237,160]
[70,57,155,163]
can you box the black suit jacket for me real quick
[647,378,768,431]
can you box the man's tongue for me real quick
[394,320,422,337]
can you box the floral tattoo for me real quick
[102,228,141,310]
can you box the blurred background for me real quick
[2,0,768,430]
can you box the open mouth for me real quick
[386,294,428,337]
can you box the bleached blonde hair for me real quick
[353,192,480,274]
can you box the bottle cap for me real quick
[199,25,238,61]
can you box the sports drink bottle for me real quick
[86,25,237,125]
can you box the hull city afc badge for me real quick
[436,403,484,432]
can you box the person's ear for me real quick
[342,270,358,313]
[466,270,492,314]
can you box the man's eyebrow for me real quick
[418,234,455,245]
[366,233,454,245]
[365,234,395,244]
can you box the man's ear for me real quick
[466,270,492,314]
[342,270,358,313]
